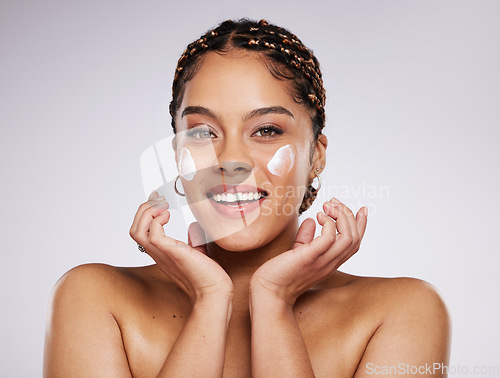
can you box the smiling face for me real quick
[173,50,326,251]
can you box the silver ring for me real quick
[137,244,146,253]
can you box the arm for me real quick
[354,279,451,378]
[250,198,368,377]
[132,199,234,377]
[43,264,134,378]
[157,293,232,377]
[249,288,314,377]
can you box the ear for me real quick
[309,133,327,181]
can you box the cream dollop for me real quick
[267,144,295,176]
[177,147,196,181]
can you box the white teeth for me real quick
[211,192,265,203]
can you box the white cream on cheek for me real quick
[177,147,196,181]
[267,144,295,176]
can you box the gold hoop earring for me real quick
[311,172,322,193]
[174,175,186,196]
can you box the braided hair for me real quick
[170,19,326,214]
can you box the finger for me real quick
[317,211,337,239]
[324,200,353,248]
[149,214,188,257]
[294,212,335,264]
[129,194,169,236]
[331,201,368,248]
[329,198,358,241]
[187,222,208,254]
[293,218,316,248]
[329,238,361,271]
[303,212,336,255]
[356,206,369,241]
[129,202,152,237]
[319,202,357,264]
[315,207,354,265]
[133,204,169,246]
[332,207,368,266]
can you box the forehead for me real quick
[180,51,305,117]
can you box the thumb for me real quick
[293,218,316,248]
[187,222,208,254]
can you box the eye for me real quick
[186,126,216,139]
[253,125,284,138]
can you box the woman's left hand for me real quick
[250,198,368,305]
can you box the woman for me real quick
[44,19,450,377]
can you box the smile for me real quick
[206,185,268,217]
[209,191,266,205]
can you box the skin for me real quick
[44,51,451,377]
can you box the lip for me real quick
[206,184,268,219]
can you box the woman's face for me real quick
[174,50,324,251]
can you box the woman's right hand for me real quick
[129,194,233,302]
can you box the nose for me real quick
[213,136,253,179]
[216,161,252,177]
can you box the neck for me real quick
[207,218,299,315]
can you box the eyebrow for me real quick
[244,106,294,120]
[181,105,294,120]
[181,106,218,119]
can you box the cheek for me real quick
[266,144,295,176]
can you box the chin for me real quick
[210,228,271,252]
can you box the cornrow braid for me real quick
[170,19,326,214]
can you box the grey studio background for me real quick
[1,0,499,376]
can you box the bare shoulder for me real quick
[51,263,159,298]
[50,264,135,310]
[350,274,444,306]
[44,264,182,377]
[321,273,451,375]
[44,264,142,377]
[52,263,123,294]
[321,272,451,336]
[319,272,447,311]
[349,274,448,311]
[48,262,183,321]
[299,273,450,376]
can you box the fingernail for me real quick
[155,201,169,210]
[331,197,340,204]
[149,197,168,209]
[148,191,159,200]
[325,201,336,208]
[363,207,368,216]
[148,195,166,204]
